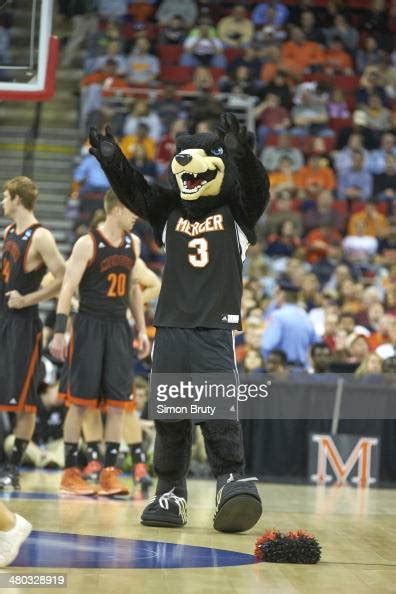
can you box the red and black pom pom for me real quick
[255,529,321,564]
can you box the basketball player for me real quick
[49,190,150,496]
[0,503,31,567]
[81,227,160,495]
[0,176,65,489]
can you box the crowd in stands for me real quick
[61,0,396,382]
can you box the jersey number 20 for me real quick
[188,238,209,268]
[107,273,126,297]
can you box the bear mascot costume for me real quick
[90,113,270,533]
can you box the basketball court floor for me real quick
[1,472,395,594]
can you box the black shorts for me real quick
[59,312,134,408]
[0,312,42,413]
[152,327,237,373]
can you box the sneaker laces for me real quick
[216,474,258,509]
[153,488,187,523]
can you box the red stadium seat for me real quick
[335,75,360,93]
[330,117,353,135]
[210,67,225,81]
[160,65,192,83]
[224,48,243,63]
[158,44,183,66]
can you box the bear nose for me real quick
[175,153,192,166]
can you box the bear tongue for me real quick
[186,178,201,189]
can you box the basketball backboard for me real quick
[0,0,58,101]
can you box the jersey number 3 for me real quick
[107,272,127,297]
[188,238,209,268]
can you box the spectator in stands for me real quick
[324,263,352,293]
[299,10,325,45]
[88,39,127,76]
[310,343,332,373]
[327,89,351,120]
[156,119,186,176]
[72,153,110,223]
[79,57,129,135]
[300,273,322,311]
[265,220,301,258]
[219,65,261,98]
[281,27,324,76]
[304,217,342,266]
[322,310,339,351]
[268,156,298,192]
[159,15,188,44]
[125,37,160,86]
[357,67,387,106]
[227,46,262,80]
[252,1,289,27]
[373,155,396,206]
[261,69,292,108]
[295,153,336,197]
[342,219,379,267]
[376,316,396,359]
[355,352,383,377]
[255,94,291,147]
[61,0,98,68]
[338,149,374,203]
[155,0,198,28]
[180,65,218,94]
[358,301,384,335]
[356,35,382,75]
[260,133,304,172]
[261,280,318,369]
[242,349,265,374]
[122,99,162,142]
[129,143,157,182]
[339,282,365,316]
[181,16,226,69]
[156,85,185,132]
[119,122,156,162]
[97,0,129,22]
[347,198,389,238]
[377,225,396,266]
[217,5,254,49]
[345,332,371,365]
[302,190,346,234]
[265,349,288,376]
[291,83,332,137]
[333,133,369,174]
[369,132,396,174]
[337,110,377,151]
[324,37,353,76]
[325,13,359,53]
[260,189,303,238]
[362,94,391,134]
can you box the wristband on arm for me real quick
[54,313,68,334]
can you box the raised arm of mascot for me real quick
[89,113,270,245]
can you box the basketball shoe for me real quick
[82,460,103,482]
[60,468,97,496]
[141,488,187,527]
[0,513,32,567]
[98,467,129,496]
[0,464,20,490]
[133,463,152,499]
[213,474,262,533]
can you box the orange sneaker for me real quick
[82,460,103,482]
[133,463,152,499]
[98,467,129,496]
[60,467,97,496]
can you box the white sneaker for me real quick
[0,514,32,567]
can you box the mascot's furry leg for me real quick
[141,420,191,527]
[201,420,262,533]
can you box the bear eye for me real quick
[211,146,224,156]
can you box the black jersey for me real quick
[154,205,249,330]
[1,223,46,316]
[79,229,136,320]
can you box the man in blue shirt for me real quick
[261,280,318,368]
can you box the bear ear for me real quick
[175,133,192,152]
